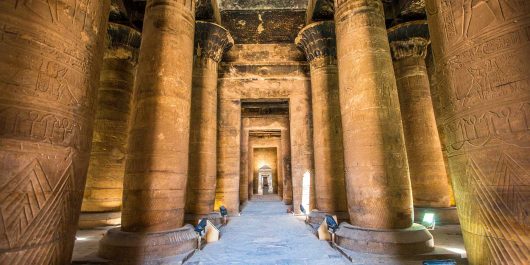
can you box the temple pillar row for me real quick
[80,23,141,229]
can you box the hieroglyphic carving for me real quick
[0,0,110,263]
[427,0,530,263]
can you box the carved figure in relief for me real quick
[462,0,516,39]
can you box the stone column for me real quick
[216,99,241,214]
[99,0,198,263]
[185,21,233,224]
[290,93,315,213]
[387,21,455,224]
[0,1,110,263]
[426,1,530,263]
[240,127,250,204]
[80,23,141,229]
[295,21,348,222]
[281,129,293,204]
[334,0,432,254]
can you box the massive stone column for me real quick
[80,23,141,229]
[0,1,110,263]
[426,1,530,263]
[295,21,348,221]
[387,21,455,224]
[185,21,233,223]
[98,0,198,263]
[334,0,432,254]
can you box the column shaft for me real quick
[0,1,110,263]
[186,21,233,221]
[240,127,249,203]
[81,23,140,228]
[296,21,348,218]
[216,99,241,214]
[121,0,195,233]
[335,0,413,229]
[426,1,530,263]
[282,129,293,204]
[388,22,452,208]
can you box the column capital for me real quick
[388,20,430,60]
[295,21,336,62]
[105,23,142,63]
[195,21,234,63]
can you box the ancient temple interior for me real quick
[0,0,528,264]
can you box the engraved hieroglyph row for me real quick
[0,0,110,264]
[426,0,530,264]
[335,0,413,229]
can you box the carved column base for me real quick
[98,225,198,264]
[184,212,223,227]
[78,212,122,229]
[414,207,460,225]
[336,223,434,255]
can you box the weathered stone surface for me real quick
[0,1,110,263]
[99,0,197,262]
[185,21,233,224]
[426,0,530,263]
[388,21,452,209]
[296,21,348,218]
[81,23,141,228]
[335,0,413,229]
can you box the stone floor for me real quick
[72,196,467,264]
[186,195,350,265]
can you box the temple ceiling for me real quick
[112,0,426,44]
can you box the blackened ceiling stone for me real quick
[221,10,306,44]
[113,0,427,44]
[218,0,308,10]
[219,0,307,44]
